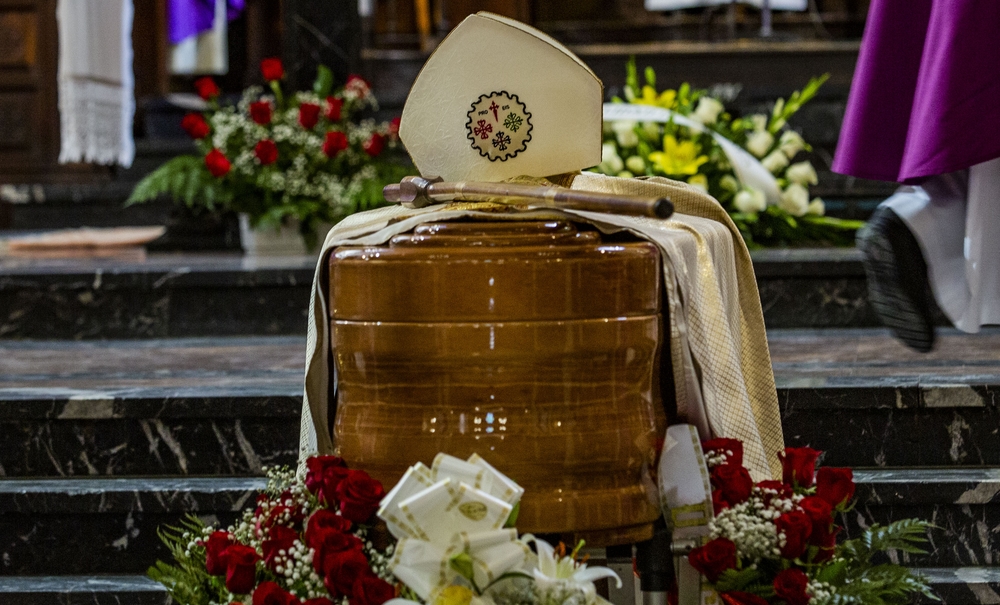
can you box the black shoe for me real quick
[857,206,936,352]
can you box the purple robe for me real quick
[168,0,245,45]
[833,0,1000,183]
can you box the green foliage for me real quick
[810,520,939,605]
[126,156,233,211]
[146,516,225,605]
[768,74,830,134]
[313,65,334,99]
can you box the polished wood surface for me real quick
[329,220,666,544]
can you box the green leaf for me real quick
[504,501,520,528]
[714,567,765,593]
[816,559,848,584]
[450,552,476,583]
[313,65,334,99]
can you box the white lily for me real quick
[525,536,622,605]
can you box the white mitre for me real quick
[399,13,604,182]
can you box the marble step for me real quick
[1,470,998,574]
[4,330,1000,477]
[0,248,887,339]
[0,337,304,477]
[0,477,264,576]
[0,568,992,605]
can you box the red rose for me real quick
[306,509,353,544]
[325,97,343,121]
[262,525,298,569]
[323,131,349,158]
[305,456,351,504]
[816,467,855,510]
[205,530,234,575]
[702,438,744,467]
[255,139,279,166]
[194,77,220,100]
[323,549,371,597]
[773,568,810,605]
[719,592,769,605]
[312,527,364,576]
[205,149,231,177]
[181,112,210,139]
[304,599,335,605]
[388,116,401,138]
[299,103,321,129]
[779,447,821,488]
[775,511,813,560]
[711,489,730,516]
[345,74,370,95]
[799,496,833,536]
[755,480,793,500]
[253,581,299,605]
[224,543,261,594]
[260,58,284,81]
[350,574,395,605]
[711,463,753,506]
[250,101,273,125]
[687,537,737,583]
[811,524,840,563]
[335,470,386,523]
[362,133,385,157]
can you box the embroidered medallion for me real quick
[466,91,532,161]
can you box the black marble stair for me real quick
[0,248,881,339]
[0,477,264,575]
[0,568,993,605]
[0,470,993,575]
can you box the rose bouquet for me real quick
[687,439,936,605]
[149,456,397,605]
[150,453,622,605]
[128,58,410,249]
[595,59,865,248]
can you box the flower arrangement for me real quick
[688,438,936,605]
[128,58,410,249]
[150,454,621,605]
[149,456,396,605]
[595,59,865,248]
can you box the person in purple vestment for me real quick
[833,0,1000,351]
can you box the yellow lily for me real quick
[648,135,709,176]
[635,85,677,109]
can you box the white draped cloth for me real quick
[56,0,135,167]
[885,157,1000,332]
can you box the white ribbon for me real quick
[603,103,782,205]
[379,454,530,601]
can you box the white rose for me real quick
[692,97,725,125]
[807,197,825,216]
[719,174,740,192]
[601,143,624,174]
[642,121,661,139]
[750,114,768,131]
[779,130,806,158]
[786,161,818,186]
[612,121,639,148]
[626,156,646,174]
[746,130,774,158]
[762,150,789,174]
[779,183,810,217]
[734,188,767,214]
[617,170,634,179]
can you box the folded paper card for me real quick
[399,12,603,183]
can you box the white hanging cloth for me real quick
[170,0,230,75]
[56,0,135,167]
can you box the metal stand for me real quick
[635,518,673,605]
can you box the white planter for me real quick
[238,214,331,256]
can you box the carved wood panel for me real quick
[0,92,33,149]
[0,10,37,67]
